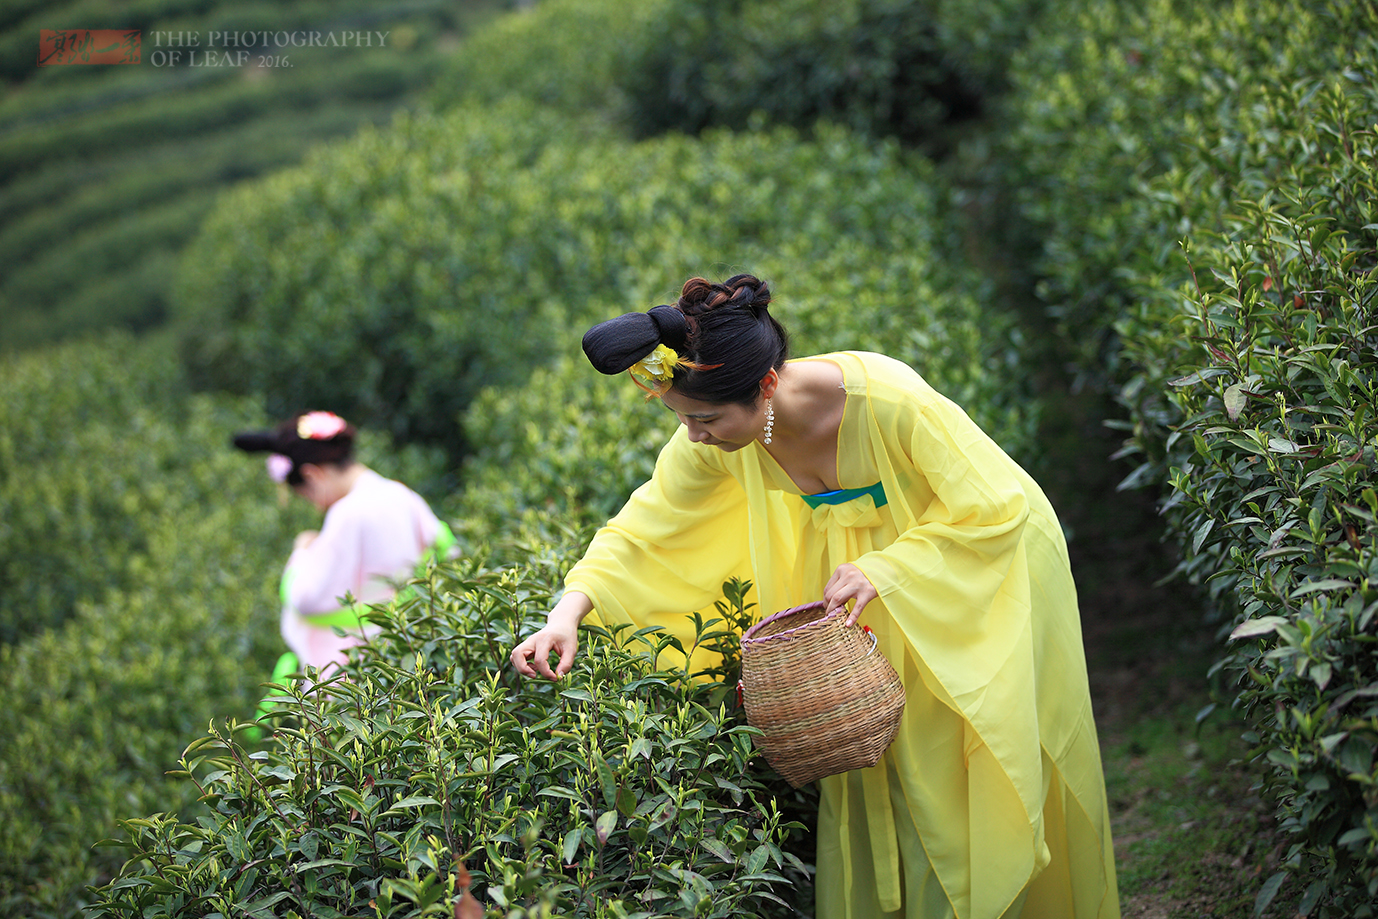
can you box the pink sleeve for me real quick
[285,507,368,614]
[286,479,440,613]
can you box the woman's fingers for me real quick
[822,568,846,612]
[556,637,578,677]
[510,629,578,681]
[824,563,878,626]
[843,590,873,627]
[510,636,540,678]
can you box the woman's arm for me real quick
[511,428,749,680]
[510,590,593,680]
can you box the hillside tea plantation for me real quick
[3,0,1376,915]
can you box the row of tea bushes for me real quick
[999,0,1355,383]
[176,99,1035,464]
[0,337,304,914]
[0,0,505,351]
[431,0,1047,152]
[0,335,191,643]
[86,558,810,918]
[1003,0,1378,909]
[1118,70,1378,917]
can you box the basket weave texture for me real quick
[739,601,906,788]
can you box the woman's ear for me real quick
[759,368,780,400]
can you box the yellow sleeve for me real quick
[564,426,752,672]
[854,392,1034,698]
[853,378,1061,912]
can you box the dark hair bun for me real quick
[231,412,356,485]
[678,274,771,317]
[232,431,278,452]
[581,274,788,404]
[582,304,689,375]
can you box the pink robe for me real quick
[281,469,442,673]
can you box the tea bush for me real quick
[0,356,304,913]
[87,560,810,918]
[432,0,1043,150]
[622,0,979,147]
[177,102,1035,461]
[428,0,671,120]
[172,100,590,451]
[1107,10,1378,911]
[0,334,276,644]
[998,0,1353,383]
[452,360,678,543]
[996,0,1378,906]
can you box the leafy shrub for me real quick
[178,104,1035,463]
[623,0,978,147]
[996,0,1378,906]
[0,335,212,643]
[87,560,809,918]
[432,0,1044,150]
[428,0,672,119]
[1111,14,1378,911]
[453,359,678,542]
[173,100,582,451]
[998,0,1355,383]
[0,388,305,914]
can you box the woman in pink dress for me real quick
[234,411,449,677]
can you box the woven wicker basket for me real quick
[738,601,906,788]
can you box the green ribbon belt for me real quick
[801,481,888,509]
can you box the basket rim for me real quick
[741,600,841,644]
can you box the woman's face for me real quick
[660,387,764,452]
[291,464,339,511]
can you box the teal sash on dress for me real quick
[801,481,888,509]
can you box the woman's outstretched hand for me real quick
[823,563,878,627]
[510,591,593,680]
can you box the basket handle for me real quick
[863,624,877,656]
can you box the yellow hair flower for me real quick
[631,344,681,385]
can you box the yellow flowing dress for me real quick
[565,352,1120,919]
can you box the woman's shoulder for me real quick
[335,470,432,519]
[799,351,935,402]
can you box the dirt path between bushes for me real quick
[1036,385,1297,918]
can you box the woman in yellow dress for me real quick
[511,274,1120,919]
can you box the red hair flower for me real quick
[297,411,347,440]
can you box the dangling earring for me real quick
[763,398,775,445]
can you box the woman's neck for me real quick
[316,463,368,509]
[764,360,846,493]
[771,360,845,443]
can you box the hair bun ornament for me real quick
[297,411,348,440]
[265,454,293,483]
[582,305,686,375]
